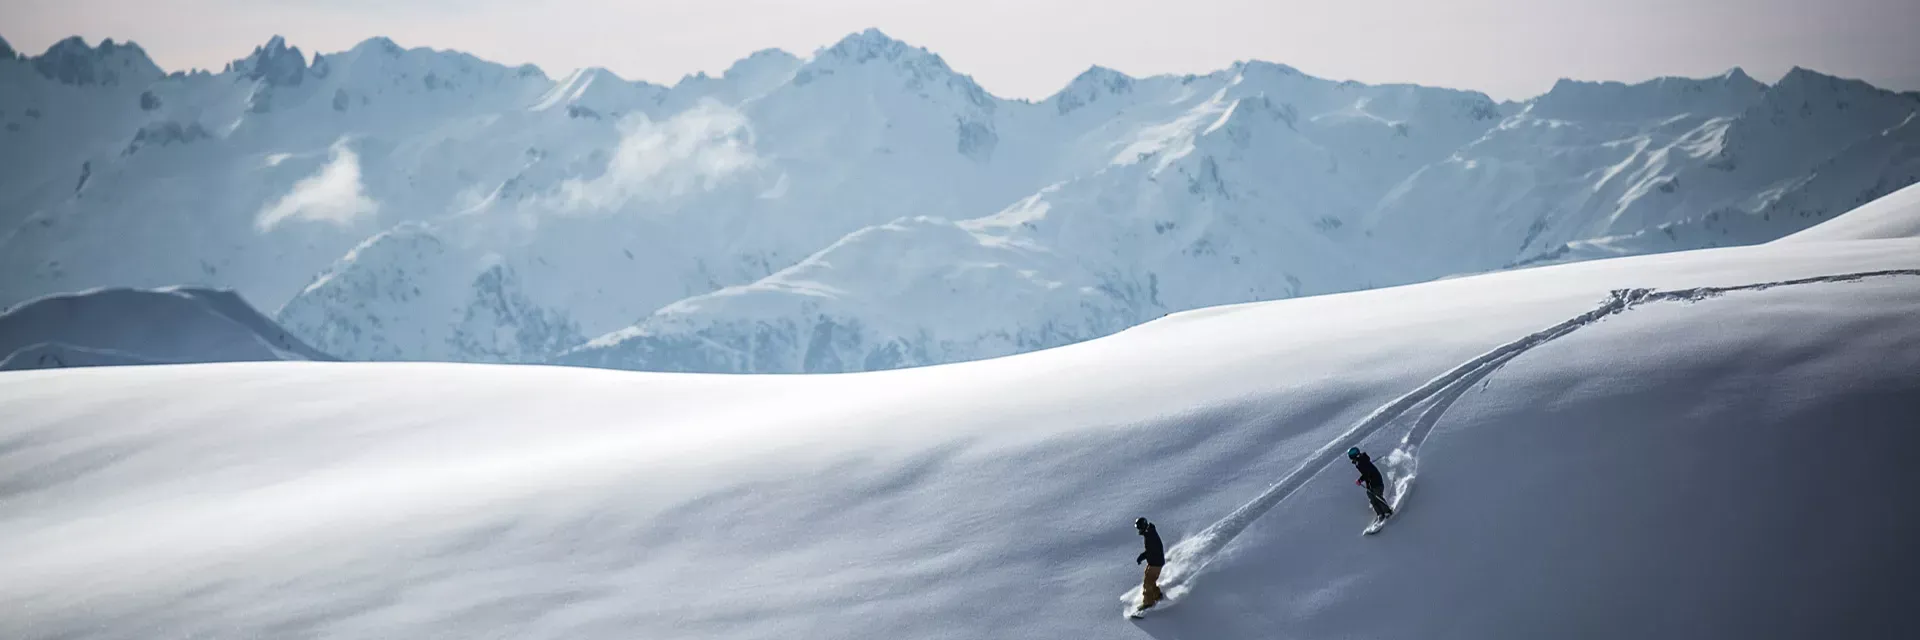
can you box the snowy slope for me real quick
[1780,180,1920,242]
[3,31,1916,372]
[3,237,1917,639]
[0,286,333,370]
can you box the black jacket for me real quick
[1136,525,1166,566]
[1352,453,1384,489]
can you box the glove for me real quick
[1136,553,1146,564]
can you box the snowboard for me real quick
[1127,597,1176,619]
[1124,579,1185,619]
[1361,482,1401,535]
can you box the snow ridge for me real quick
[1133,267,1920,605]
[1780,180,1920,243]
[0,286,335,370]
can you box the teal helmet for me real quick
[1347,447,1361,459]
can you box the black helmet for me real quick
[1134,517,1150,529]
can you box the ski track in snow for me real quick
[1126,268,1920,610]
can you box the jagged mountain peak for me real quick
[820,28,927,65]
[812,28,970,84]
[1227,60,1344,97]
[1777,65,1837,83]
[1228,61,1360,102]
[1068,65,1136,93]
[27,35,162,86]
[788,28,995,113]
[228,34,308,86]
[1540,69,1767,99]
[1550,75,1730,98]
[1072,64,1133,83]
[43,35,96,56]
[1746,65,1915,124]
[1526,69,1766,121]
[1050,65,1137,115]
[1712,65,1919,164]
[1768,66,1884,98]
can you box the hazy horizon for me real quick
[5,0,1917,102]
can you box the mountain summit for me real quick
[228,35,309,86]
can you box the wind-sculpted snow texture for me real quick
[2,31,1916,372]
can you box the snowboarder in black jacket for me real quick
[1134,517,1166,611]
[1349,447,1394,520]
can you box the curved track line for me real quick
[1124,268,1920,609]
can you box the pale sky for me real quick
[5,0,1917,101]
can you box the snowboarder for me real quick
[1348,447,1394,521]
[1134,517,1166,612]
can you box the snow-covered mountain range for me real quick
[4,30,1915,372]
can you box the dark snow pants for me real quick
[1364,480,1393,518]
